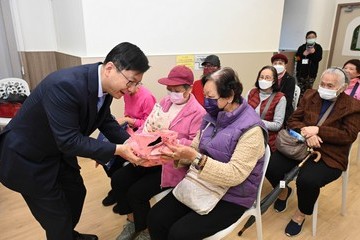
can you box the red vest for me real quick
[248,88,284,151]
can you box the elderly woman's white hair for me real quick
[320,67,349,85]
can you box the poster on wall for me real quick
[194,54,208,70]
[176,55,195,69]
[176,54,213,70]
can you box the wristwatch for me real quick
[192,153,203,168]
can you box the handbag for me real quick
[275,129,309,161]
[0,94,27,118]
[275,101,335,161]
[0,102,22,118]
[172,165,229,215]
[127,129,178,167]
[0,83,28,118]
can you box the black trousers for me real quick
[111,164,164,232]
[21,161,86,240]
[265,151,342,215]
[147,192,247,240]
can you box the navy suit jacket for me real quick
[0,63,129,196]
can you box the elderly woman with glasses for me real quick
[246,65,286,152]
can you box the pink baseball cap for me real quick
[158,65,194,86]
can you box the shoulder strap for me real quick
[350,82,359,97]
[316,102,335,126]
[260,93,276,119]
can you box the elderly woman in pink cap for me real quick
[112,65,206,240]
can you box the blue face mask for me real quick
[204,98,221,117]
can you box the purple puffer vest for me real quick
[198,99,267,208]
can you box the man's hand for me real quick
[115,144,141,165]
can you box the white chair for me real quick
[204,144,271,240]
[0,78,30,129]
[311,144,353,236]
[292,85,301,110]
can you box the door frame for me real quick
[328,2,360,68]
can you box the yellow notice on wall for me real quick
[176,55,195,69]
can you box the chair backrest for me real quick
[292,85,301,110]
[255,144,271,208]
[0,78,30,98]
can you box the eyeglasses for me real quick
[259,75,273,81]
[119,70,141,87]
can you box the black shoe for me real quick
[73,231,98,240]
[113,203,120,214]
[102,194,116,206]
[274,187,292,212]
[285,219,305,237]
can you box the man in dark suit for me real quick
[266,67,360,237]
[0,42,149,240]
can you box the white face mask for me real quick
[306,38,316,45]
[273,65,285,74]
[317,86,338,101]
[258,80,273,90]
[168,91,186,104]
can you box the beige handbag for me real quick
[275,129,309,161]
[276,101,335,161]
[172,165,229,215]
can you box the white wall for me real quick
[10,0,358,56]
[52,0,86,56]
[279,0,337,51]
[10,0,285,57]
[11,0,56,51]
[81,0,285,56]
